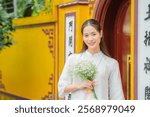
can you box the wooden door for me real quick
[114,1,131,99]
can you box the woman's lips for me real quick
[88,42,96,46]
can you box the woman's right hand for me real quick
[64,80,97,94]
[78,80,93,90]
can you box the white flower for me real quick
[73,60,97,81]
[68,59,98,99]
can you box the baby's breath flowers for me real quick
[70,60,98,99]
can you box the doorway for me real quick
[94,0,131,99]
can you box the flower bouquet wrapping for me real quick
[71,60,98,99]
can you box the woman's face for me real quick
[83,25,102,52]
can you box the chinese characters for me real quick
[68,21,73,32]
[68,20,74,56]
[145,86,150,100]
[138,0,150,100]
[143,4,150,76]
[144,57,150,74]
[65,14,75,60]
[144,31,150,46]
[144,4,150,20]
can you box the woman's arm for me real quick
[64,80,94,93]
[58,54,96,99]
[58,55,74,98]
[109,61,125,100]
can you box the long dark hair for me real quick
[81,19,110,57]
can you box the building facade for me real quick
[0,0,135,100]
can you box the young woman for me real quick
[58,19,124,100]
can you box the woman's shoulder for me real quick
[69,53,81,57]
[67,53,82,61]
[102,54,119,66]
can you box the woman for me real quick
[58,19,124,100]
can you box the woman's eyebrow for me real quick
[91,31,97,34]
[83,31,97,34]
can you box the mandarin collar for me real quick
[85,50,103,58]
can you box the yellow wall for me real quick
[0,0,59,100]
[0,24,55,99]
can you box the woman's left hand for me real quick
[92,80,98,87]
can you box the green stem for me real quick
[92,88,98,100]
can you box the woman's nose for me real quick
[88,36,94,41]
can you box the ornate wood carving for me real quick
[41,74,54,100]
[0,70,5,90]
[42,28,54,57]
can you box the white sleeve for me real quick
[58,55,74,99]
[108,61,125,100]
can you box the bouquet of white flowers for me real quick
[71,60,98,99]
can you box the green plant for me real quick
[0,4,15,51]
[32,0,44,16]
[17,0,32,18]
[31,0,52,16]
[17,0,52,17]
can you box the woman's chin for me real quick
[88,46,97,50]
[88,44,95,47]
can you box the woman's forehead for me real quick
[83,26,97,33]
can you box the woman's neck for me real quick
[87,48,101,55]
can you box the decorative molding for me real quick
[42,28,54,57]
[134,0,138,99]
[59,0,89,8]
[0,91,28,100]
[93,0,108,25]
[41,74,54,100]
[42,27,55,100]
[0,70,5,90]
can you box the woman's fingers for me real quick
[78,80,92,89]
[78,80,98,90]
[92,80,98,86]
[83,80,93,89]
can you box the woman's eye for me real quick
[84,35,88,37]
[92,33,96,36]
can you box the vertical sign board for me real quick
[138,0,150,99]
[65,13,75,61]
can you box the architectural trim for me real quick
[134,0,138,100]
[59,0,89,8]
[93,0,111,28]
[0,91,29,100]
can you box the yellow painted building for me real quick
[0,0,134,100]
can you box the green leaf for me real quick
[0,3,15,51]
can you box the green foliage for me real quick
[0,0,52,18]
[32,0,45,16]
[0,4,15,51]
[16,0,32,18]
[17,0,52,17]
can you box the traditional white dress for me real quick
[58,50,124,100]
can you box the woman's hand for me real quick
[78,80,97,90]
[64,80,98,94]
[92,80,98,87]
